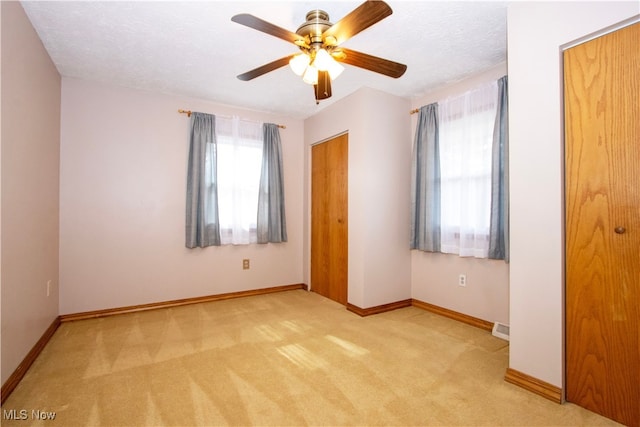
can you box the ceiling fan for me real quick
[231,1,407,104]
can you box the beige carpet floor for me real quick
[2,290,620,426]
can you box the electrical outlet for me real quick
[242,259,250,270]
[47,280,52,297]
[458,274,467,287]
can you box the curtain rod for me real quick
[410,108,419,115]
[178,109,286,129]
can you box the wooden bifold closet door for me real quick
[564,22,639,427]
[311,133,348,305]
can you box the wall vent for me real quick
[492,322,510,341]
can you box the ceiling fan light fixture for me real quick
[314,48,333,71]
[302,64,318,85]
[327,60,345,80]
[313,48,344,80]
[289,53,310,76]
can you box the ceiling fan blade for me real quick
[237,55,295,81]
[336,48,407,78]
[322,1,392,46]
[313,71,332,103]
[231,14,304,44]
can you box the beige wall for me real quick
[507,2,638,388]
[59,78,305,314]
[410,63,510,325]
[304,87,412,308]
[1,2,61,384]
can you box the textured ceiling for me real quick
[21,1,507,119]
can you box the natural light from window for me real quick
[438,81,498,258]
[215,116,263,245]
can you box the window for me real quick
[438,81,498,257]
[186,113,287,249]
[215,116,263,245]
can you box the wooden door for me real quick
[311,133,348,305]
[564,22,639,426]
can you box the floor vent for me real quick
[492,322,510,341]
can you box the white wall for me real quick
[304,87,412,308]
[507,2,638,388]
[59,78,305,314]
[410,63,509,325]
[1,2,61,384]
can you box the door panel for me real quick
[564,22,639,426]
[311,134,348,305]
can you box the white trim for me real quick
[310,130,348,147]
[561,15,639,51]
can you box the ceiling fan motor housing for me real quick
[297,10,333,47]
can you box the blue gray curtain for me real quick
[185,112,221,248]
[410,103,441,251]
[488,76,509,261]
[257,123,287,243]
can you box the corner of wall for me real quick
[1,0,61,385]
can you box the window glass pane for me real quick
[438,81,497,257]
[215,116,263,245]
